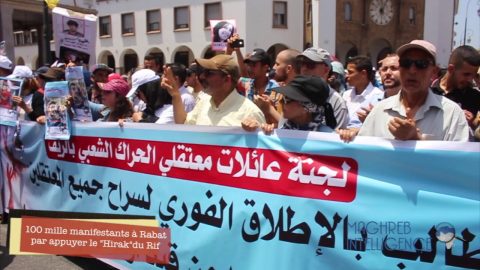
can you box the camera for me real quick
[231,39,245,48]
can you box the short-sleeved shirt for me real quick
[359,89,469,141]
[342,83,384,128]
[328,87,349,129]
[431,79,480,118]
[185,89,266,127]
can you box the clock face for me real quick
[369,0,394,25]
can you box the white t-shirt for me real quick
[154,104,174,124]
[179,85,196,113]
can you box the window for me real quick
[99,16,111,37]
[24,31,32,44]
[273,1,287,28]
[408,7,416,25]
[121,13,135,35]
[174,51,190,67]
[146,9,161,32]
[204,2,221,28]
[306,2,312,25]
[31,29,38,44]
[344,2,352,21]
[14,31,24,46]
[174,6,190,30]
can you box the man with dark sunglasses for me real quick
[430,45,480,134]
[161,54,266,127]
[358,40,469,141]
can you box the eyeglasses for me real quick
[399,58,432,69]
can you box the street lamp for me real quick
[42,1,53,65]
[42,0,60,66]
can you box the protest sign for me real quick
[210,20,236,51]
[52,7,97,66]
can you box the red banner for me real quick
[46,136,358,202]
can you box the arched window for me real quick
[408,7,416,25]
[344,2,352,21]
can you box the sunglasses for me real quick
[203,69,227,77]
[399,58,432,69]
[301,60,320,70]
[282,96,296,105]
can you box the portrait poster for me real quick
[52,7,97,66]
[44,81,71,140]
[210,20,236,51]
[66,66,92,122]
[0,77,22,126]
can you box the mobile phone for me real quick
[232,39,244,48]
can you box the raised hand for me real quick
[161,66,180,98]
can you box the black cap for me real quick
[34,66,49,77]
[187,63,203,76]
[67,20,78,27]
[272,75,330,105]
[90,63,113,74]
[244,48,270,65]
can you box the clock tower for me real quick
[335,0,425,65]
[304,0,425,66]
[369,0,394,25]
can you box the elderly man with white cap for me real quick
[358,40,469,141]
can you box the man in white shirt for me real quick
[343,55,384,129]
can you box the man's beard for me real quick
[274,72,287,83]
[384,80,401,89]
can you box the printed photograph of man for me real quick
[63,19,84,37]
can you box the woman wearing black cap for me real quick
[242,75,336,134]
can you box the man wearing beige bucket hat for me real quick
[161,54,265,127]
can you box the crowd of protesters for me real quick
[1,36,479,143]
